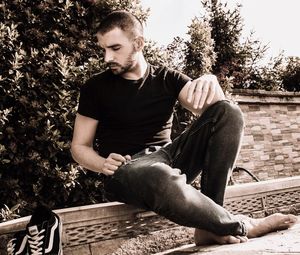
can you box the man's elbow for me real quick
[70,142,79,162]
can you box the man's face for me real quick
[97,28,138,76]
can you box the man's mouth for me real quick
[108,63,120,69]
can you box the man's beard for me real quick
[108,51,136,76]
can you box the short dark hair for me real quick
[96,10,143,39]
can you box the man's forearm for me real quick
[71,145,105,173]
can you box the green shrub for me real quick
[184,17,216,79]
[0,0,151,220]
[200,0,299,91]
[281,57,300,91]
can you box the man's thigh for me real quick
[103,148,173,206]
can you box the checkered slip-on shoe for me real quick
[26,205,62,255]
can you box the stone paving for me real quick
[156,216,300,255]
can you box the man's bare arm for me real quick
[178,74,225,115]
[71,114,130,175]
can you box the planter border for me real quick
[232,89,300,104]
[1,176,300,251]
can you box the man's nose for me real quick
[104,51,113,63]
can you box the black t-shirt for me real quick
[78,64,191,157]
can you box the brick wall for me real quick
[231,89,300,183]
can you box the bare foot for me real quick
[237,213,298,238]
[194,228,248,246]
[194,213,297,246]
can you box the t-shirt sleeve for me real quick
[77,78,100,120]
[167,69,191,97]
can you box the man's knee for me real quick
[115,161,179,188]
[140,163,189,210]
[143,163,182,188]
[216,100,244,130]
[225,101,243,123]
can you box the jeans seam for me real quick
[159,148,173,165]
[170,117,216,168]
[189,117,216,136]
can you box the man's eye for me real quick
[112,47,121,51]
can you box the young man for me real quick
[71,10,297,245]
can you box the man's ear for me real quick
[133,36,145,51]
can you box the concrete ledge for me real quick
[232,89,300,104]
[1,176,300,254]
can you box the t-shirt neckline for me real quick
[118,63,150,86]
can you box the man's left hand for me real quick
[187,74,225,109]
[178,74,225,115]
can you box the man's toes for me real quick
[219,235,241,244]
[287,214,298,223]
[236,236,248,243]
[281,215,298,228]
[277,214,297,228]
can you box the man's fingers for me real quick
[124,155,131,161]
[187,80,196,103]
[193,81,203,108]
[107,157,123,167]
[110,153,127,162]
[102,153,132,176]
[103,169,115,176]
[187,75,222,109]
[206,80,216,104]
[103,162,118,171]
[198,81,209,108]
[190,79,209,109]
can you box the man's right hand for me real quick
[71,114,132,175]
[101,153,131,175]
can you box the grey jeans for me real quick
[104,100,247,236]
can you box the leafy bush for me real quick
[243,55,300,91]
[185,0,299,92]
[0,0,153,220]
[184,17,216,79]
[281,57,300,91]
[201,0,269,90]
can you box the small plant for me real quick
[0,204,21,222]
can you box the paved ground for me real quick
[156,216,300,255]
